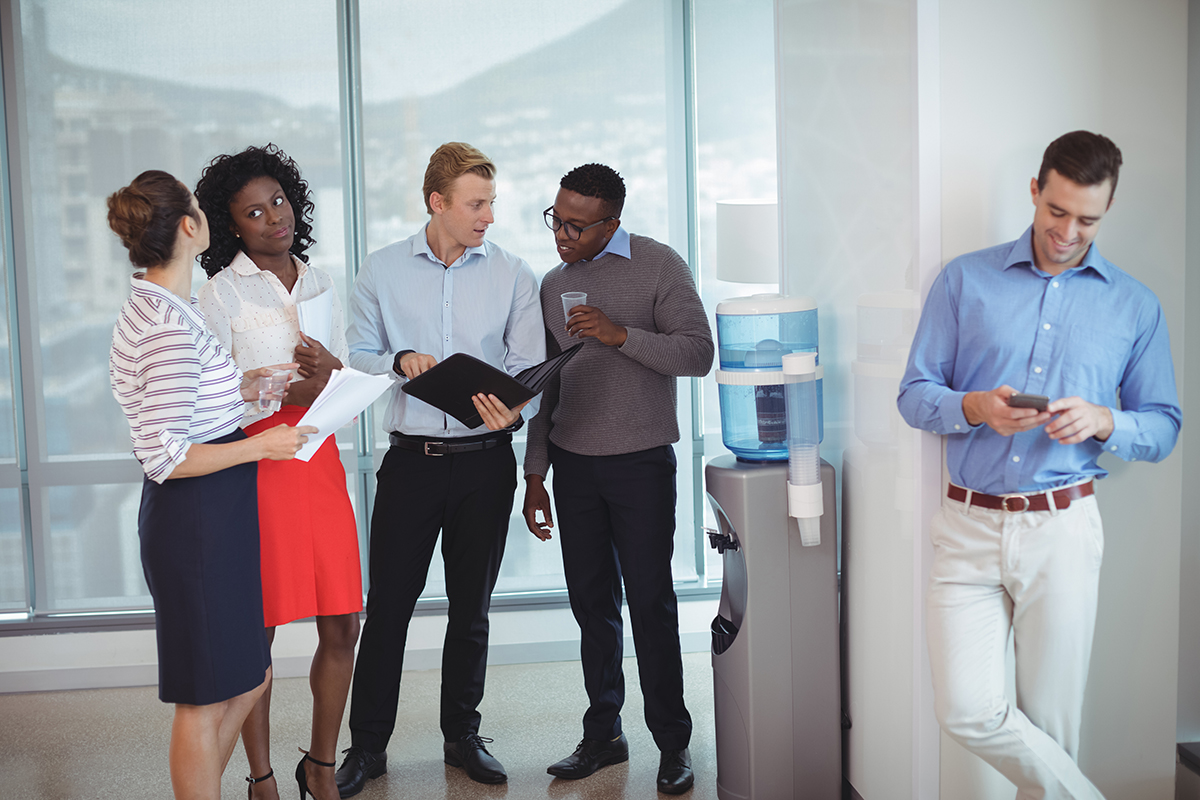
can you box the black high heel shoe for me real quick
[295,749,336,800]
[246,769,274,799]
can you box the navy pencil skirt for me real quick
[138,429,271,705]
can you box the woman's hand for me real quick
[282,375,329,408]
[295,333,342,379]
[239,363,298,402]
[252,424,318,461]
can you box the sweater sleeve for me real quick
[617,250,714,377]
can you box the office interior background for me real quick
[0,0,1197,798]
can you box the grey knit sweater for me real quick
[523,233,713,477]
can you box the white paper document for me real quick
[296,289,334,346]
[294,367,394,461]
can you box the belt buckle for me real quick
[1002,493,1030,513]
[423,441,445,457]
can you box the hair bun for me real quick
[106,170,195,269]
[106,186,155,249]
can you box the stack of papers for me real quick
[294,367,394,461]
[297,290,334,345]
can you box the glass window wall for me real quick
[0,0,747,628]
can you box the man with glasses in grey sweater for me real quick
[523,163,713,795]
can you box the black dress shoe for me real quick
[657,748,694,795]
[334,746,387,798]
[547,734,630,779]
[444,733,507,784]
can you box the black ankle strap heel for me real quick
[245,769,274,799]
[296,749,336,799]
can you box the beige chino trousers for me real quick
[926,487,1106,800]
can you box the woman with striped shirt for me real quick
[108,170,315,800]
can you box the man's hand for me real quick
[471,393,529,431]
[523,475,554,541]
[295,332,342,379]
[962,385,1053,436]
[1045,396,1114,444]
[566,305,627,347]
[396,351,438,379]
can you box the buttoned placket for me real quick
[1003,269,1069,487]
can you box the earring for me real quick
[235,232,240,238]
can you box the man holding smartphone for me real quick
[898,131,1181,798]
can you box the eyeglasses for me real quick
[543,206,616,241]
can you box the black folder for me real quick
[401,343,584,429]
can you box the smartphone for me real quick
[1008,392,1050,412]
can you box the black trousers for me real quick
[348,441,516,751]
[550,441,692,751]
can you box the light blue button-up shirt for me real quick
[346,226,545,438]
[897,227,1181,494]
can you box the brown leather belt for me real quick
[947,481,1094,512]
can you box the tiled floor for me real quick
[0,652,717,799]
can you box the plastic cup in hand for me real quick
[561,292,587,335]
[256,369,290,414]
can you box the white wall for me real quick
[937,1,1187,798]
[774,1,937,797]
[1177,0,1200,746]
[778,0,1189,798]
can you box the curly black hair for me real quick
[195,143,315,278]
[560,163,626,218]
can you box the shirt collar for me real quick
[228,249,308,279]
[129,273,202,318]
[1005,226,1113,283]
[563,225,631,268]
[414,223,486,267]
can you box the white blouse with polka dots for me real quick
[197,250,348,427]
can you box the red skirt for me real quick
[245,406,363,627]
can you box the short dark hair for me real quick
[1037,131,1123,198]
[560,163,626,218]
[195,143,315,278]
[107,170,198,269]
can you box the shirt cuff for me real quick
[617,326,645,359]
[146,431,191,483]
[1100,407,1134,459]
[938,391,975,436]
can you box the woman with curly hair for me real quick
[108,170,312,799]
[195,145,362,800]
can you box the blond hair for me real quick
[423,142,496,214]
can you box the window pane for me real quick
[17,0,354,612]
[43,483,146,610]
[693,0,779,580]
[18,0,348,459]
[358,0,687,598]
[0,489,27,609]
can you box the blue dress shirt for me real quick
[586,225,631,262]
[346,226,546,438]
[897,227,1181,494]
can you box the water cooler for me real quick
[707,295,842,799]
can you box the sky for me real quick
[40,0,630,108]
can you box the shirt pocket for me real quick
[1061,323,1130,401]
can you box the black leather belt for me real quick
[947,481,1094,512]
[388,431,511,456]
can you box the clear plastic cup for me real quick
[256,369,290,414]
[561,292,587,334]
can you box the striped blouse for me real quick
[110,275,245,483]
